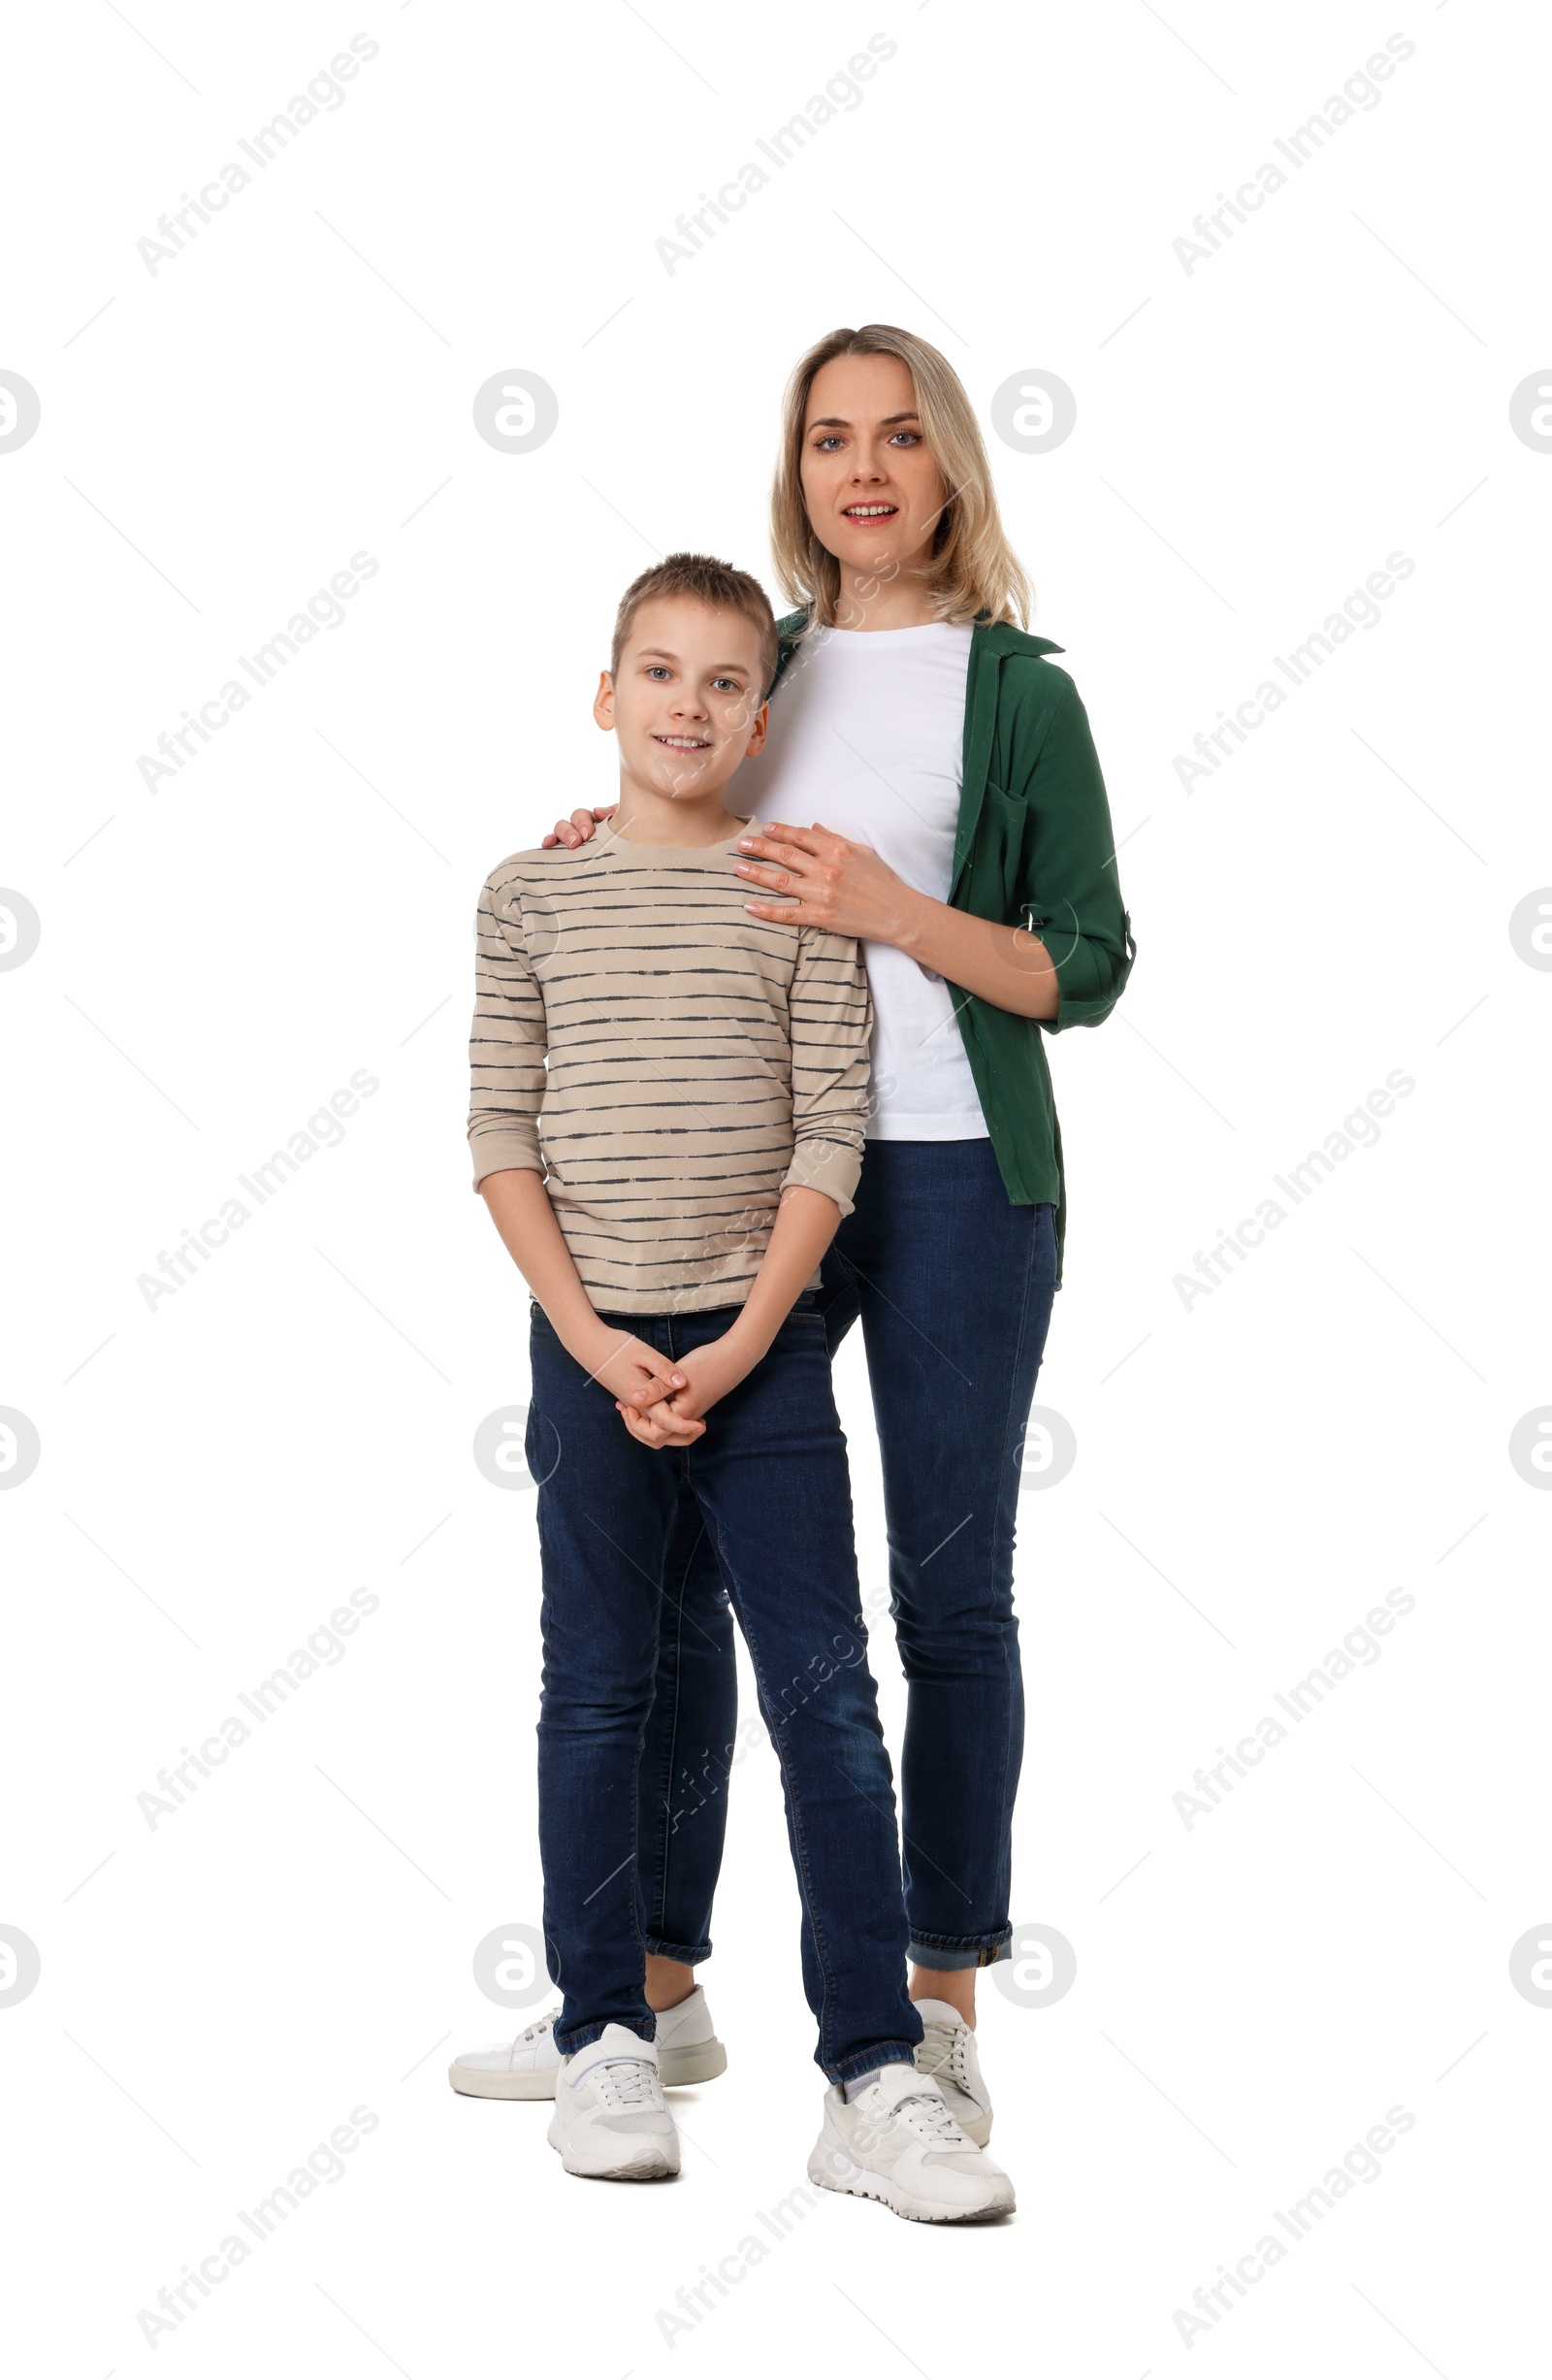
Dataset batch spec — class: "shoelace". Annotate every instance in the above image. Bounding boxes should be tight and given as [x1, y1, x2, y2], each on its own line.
[895, 2088, 971, 2144]
[852, 2081, 972, 2149]
[518, 2009, 559, 2044]
[589, 2058, 661, 2109]
[917, 2015, 971, 2094]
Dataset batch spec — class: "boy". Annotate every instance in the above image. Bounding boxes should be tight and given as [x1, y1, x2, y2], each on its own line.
[453, 554, 1013, 2220]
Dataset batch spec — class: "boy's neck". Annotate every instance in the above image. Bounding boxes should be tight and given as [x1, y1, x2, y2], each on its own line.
[610, 774, 743, 848]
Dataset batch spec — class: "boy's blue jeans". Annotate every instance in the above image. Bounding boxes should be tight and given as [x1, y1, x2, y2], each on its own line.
[529, 1293, 922, 2085]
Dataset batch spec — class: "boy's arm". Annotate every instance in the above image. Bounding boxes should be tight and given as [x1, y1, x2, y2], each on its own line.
[621, 926, 871, 1443]
[468, 864, 548, 1186]
[480, 1170, 696, 1425]
[468, 868, 692, 1424]
[617, 1183, 839, 1445]
[728, 918, 870, 1356]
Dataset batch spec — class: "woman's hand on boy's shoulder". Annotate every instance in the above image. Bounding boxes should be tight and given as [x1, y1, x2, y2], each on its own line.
[542, 804, 615, 850]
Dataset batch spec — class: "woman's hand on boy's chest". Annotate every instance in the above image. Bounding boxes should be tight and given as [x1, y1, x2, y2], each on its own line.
[734, 823, 925, 945]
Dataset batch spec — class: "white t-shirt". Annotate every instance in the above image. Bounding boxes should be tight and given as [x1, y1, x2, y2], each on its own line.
[732, 621, 988, 1141]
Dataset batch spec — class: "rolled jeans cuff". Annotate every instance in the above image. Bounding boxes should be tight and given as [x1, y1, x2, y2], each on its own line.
[907, 1927, 1012, 1972]
[641, 1934, 713, 1967]
[828, 2039, 922, 2091]
[553, 2016, 655, 2059]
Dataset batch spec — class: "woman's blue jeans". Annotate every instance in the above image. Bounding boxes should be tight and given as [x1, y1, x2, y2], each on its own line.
[638, 1140, 1059, 1973]
[530, 1294, 922, 2082]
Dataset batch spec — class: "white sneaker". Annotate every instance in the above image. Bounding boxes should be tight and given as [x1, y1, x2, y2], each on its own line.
[808, 2064, 1015, 2223]
[448, 1983, 727, 2101]
[547, 2025, 680, 2180]
[912, 1997, 994, 2146]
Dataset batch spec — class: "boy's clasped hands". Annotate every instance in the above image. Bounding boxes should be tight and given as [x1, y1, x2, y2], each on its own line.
[585, 1325, 765, 1450]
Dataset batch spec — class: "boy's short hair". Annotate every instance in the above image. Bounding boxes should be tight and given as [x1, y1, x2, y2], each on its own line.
[610, 552, 779, 699]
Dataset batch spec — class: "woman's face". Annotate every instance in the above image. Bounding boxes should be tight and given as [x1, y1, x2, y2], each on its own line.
[799, 352, 948, 586]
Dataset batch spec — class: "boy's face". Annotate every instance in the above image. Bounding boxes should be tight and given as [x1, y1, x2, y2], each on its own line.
[596, 597, 768, 804]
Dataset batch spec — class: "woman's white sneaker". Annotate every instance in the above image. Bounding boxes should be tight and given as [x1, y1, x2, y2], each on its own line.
[652, 1985, 728, 2085]
[807, 2064, 1015, 2223]
[449, 2005, 567, 2101]
[448, 1984, 726, 2101]
[547, 2026, 680, 2180]
[912, 1997, 993, 2145]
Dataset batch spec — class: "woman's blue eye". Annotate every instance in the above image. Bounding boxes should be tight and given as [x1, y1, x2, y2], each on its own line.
[889, 430, 922, 446]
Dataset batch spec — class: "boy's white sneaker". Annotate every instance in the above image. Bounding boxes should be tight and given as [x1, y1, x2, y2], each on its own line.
[448, 1983, 726, 2101]
[547, 2025, 680, 2180]
[807, 2063, 1015, 2223]
[912, 1997, 994, 2145]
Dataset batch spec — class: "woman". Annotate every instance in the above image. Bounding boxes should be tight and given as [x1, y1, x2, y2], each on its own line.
[546, 323, 1133, 2139]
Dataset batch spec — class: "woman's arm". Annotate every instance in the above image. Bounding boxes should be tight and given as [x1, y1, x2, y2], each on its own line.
[736, 668, 1132, 1030]
[734, 826, 1059, 1020]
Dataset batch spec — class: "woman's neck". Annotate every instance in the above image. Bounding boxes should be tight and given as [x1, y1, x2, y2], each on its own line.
[831, 561, 940, 632]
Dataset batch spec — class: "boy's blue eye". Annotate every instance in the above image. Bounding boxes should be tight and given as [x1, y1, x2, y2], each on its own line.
[712, 676, 739, 692]
[645, 665, 670, 679]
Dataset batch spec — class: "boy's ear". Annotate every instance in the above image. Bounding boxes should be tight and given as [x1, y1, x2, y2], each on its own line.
[743, 699, 769, 759]
[593, 669, 615, 732]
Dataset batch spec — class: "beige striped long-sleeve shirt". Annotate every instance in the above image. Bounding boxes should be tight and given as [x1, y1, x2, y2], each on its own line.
[468, 819, 872, 1314]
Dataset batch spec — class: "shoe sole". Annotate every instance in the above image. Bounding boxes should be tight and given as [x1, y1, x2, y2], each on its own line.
[449, 2037, 727, 2102]
[546, 2124, 679, 2181]
[804, 2151, 1014, 2218]
[550, 2146, 680, 2180]
[807, 2136, 1013, 2224]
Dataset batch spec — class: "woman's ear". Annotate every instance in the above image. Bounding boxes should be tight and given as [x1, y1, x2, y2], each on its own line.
[593, 669, 615, 731]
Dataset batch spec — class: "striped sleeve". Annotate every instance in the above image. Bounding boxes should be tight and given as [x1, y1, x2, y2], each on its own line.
[781, 927, 872, 1218]
[468, 868, 548, 1190]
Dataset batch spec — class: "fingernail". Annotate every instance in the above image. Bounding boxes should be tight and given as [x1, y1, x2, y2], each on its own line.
[737, 838, 755, 849]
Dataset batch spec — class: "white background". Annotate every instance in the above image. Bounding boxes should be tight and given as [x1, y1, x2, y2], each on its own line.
[4, 2, 1549, 2372]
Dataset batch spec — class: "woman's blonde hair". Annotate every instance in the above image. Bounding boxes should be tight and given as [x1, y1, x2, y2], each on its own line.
[770, 323, 1032, 632]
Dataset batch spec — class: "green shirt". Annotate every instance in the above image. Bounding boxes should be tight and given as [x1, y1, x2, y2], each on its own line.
[774, 612, 1136, 1285]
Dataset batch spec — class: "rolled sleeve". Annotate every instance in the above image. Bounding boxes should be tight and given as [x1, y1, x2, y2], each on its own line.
[783, 1134, 863, 1216]
[468, 869, 548, 1190]
[782, 927, 872, 1219]
[1016, 678, 1136, 1034]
